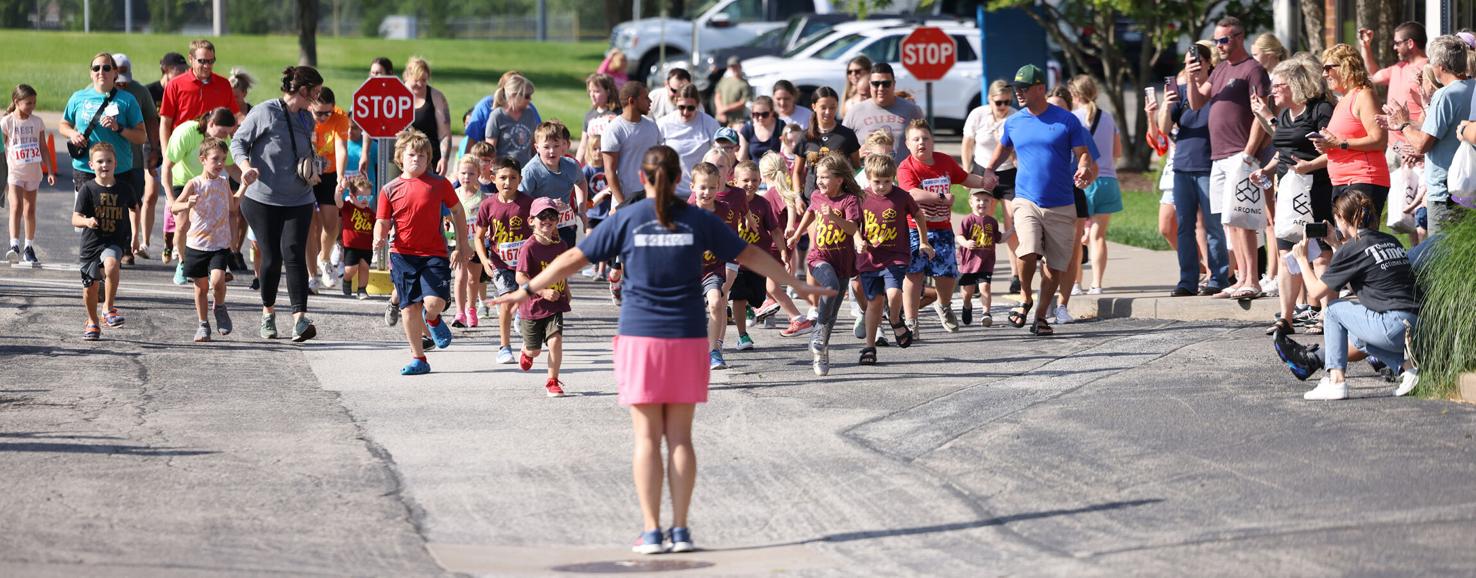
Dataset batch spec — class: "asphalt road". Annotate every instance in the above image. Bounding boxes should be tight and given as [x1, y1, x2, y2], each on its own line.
[3, 177, 1475, 577]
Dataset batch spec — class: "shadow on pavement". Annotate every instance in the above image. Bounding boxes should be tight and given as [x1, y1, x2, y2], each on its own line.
[0, 441, 219, 457]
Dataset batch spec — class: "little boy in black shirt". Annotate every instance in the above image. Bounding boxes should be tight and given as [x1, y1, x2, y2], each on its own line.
[72, 143, 138, 340]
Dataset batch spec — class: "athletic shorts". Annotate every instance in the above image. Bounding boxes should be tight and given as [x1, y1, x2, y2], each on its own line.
[7, 161, 42, 191]
[80, 244, 125, 288]
[183, 247, 232, 279]
[1083, 177, 1124, 215]
[958, 271, 994, 286]
[1013, 198, 1076, 273]
[390, 252, 451, 309]
[729, 269, 767, 303]
[343, 247, 374, 268]
[969, 165, 1016, 200]
[490, 268, 517, 296]
[313, 172, 339, 206]
[520, 313, 564, 350]
[558, 225, 577, 249]
[701, 273, 724, 298]
[907, 228, 958, 278]
[858, 264, 907, 301]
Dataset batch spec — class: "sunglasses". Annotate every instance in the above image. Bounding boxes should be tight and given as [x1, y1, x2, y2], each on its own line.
[533, 212, 560, 221]
[992, 100, 1009, 106]
[1322, 64, 1337, 71]
[847, 68, 867, 76]
[1213, 33, 1240, 45]
[677, 104, 697, 112]
[752, 111, 772, 119]
[91, 64, 114, 73]
[313, 110, 333, 119]
[195, 58, 216, 65]
[870, 80, 894, 88]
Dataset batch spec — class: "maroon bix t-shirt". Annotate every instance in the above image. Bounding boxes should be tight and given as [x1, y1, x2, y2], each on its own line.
[857, 185, 919, 272]
[516, 238, 571, 320]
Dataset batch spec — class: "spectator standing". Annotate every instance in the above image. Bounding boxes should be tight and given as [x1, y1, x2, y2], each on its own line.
[1186, 16, 1271, 299]
[110, 53, 160, 264]
[713, 57, 752, 127]
[738, 96, 783, 162]
[772, 80, 813, 129]
[596, 49, 630, 89]
[228, 67, 256, 116]
[1385, 35, 1471, 236]
[1068, 75, 1123, 295]
[1162, 43, 1230, 296]
[840, 56, 873, 119]
[60, 53, 147, 230]
[649, 68, 702, 120]
[464, 71, 543, 170]
[657, 84, 720, 199]
[484, 74, 539, 167]
[404, 57, 453, 175]
[1251, 33, 1288, 289]
[1316, 44, 1391, 221]
[601, 82, 663, 208]
[1360, 23, 1429, 151]
[148, 52, 188, 108]
[842, 63, 924, 162]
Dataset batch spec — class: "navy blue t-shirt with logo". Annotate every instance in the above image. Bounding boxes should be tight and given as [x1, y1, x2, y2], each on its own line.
[578, 199, 748, 338]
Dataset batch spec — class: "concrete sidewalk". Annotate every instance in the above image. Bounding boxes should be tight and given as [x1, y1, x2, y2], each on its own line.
[1052, 242, 1279, 323]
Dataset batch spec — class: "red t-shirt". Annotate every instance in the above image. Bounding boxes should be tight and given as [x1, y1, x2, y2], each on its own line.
[160, 72, 240, 123]
[957, 213, 1001, 275]
[805, 192, 862, 279]
[858, 185, 920, 272]
[475, 194, 534, 270]
[700, 200, 742, 280]
[377, 174, 461, 258]
[516, 238, 572, 320]
[897, 151, 967, 231]
[339, 202, 376, 251]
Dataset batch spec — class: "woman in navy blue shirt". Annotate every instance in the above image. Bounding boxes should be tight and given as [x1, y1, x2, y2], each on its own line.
[496, 146, 830, 554]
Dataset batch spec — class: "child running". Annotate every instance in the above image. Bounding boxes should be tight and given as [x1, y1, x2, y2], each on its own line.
[728, 160, 780, 351]
[857, 154, 931, 363]
[690, 162, 743, 369]
[755, 152, 812, 337]
[956, 190, 1004, 328]
[787, 154, 863, 376]
[72, 143, 137, 340]
[452, 155, 486, 327]
[4, 84, 56, 265]
[519, 121, 588, 249]
[336, 174, 376, 299]
[172, 137, 240, 341]
[374, 130, 471, 375]
[516, 197, 572, 397]
[473, 156, 534, 365]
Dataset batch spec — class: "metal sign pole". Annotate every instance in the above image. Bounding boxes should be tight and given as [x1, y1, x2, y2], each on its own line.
[925, 82, 934, 128]
[374, 136, 391, 271]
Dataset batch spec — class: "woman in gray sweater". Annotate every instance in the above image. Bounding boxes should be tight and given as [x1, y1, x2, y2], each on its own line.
[230, 66, 323, 342]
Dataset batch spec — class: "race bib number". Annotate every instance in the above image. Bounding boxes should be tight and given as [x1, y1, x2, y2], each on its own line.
[921, 176, 951, 197]
[104, 103, 120, 118]
[497, 240, 525, 267]
[557, 206, 578, 229]
[9, 141, 41, 165]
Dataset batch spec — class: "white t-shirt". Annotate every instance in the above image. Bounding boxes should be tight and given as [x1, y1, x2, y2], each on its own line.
[962, 106, 1015, 172]
[1073, 107, 1119, 179]
[779, 106, 813, 131]
[657, 111, 721, 199]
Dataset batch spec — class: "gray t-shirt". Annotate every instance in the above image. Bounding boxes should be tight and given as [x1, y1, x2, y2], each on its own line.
[600, 115, 663, 202]
[519, 156, 582, 216]
[1421, 79, 1475, 203]
[657, 111, 720, 199]
[230, 98, 315, 207]
[485, 107, 539, 167]
[842, 98, 924, 161]
[118, 80, 157, 169]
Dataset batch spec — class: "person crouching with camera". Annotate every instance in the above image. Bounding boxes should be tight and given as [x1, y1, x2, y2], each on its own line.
[1274, 189, 1420, 400]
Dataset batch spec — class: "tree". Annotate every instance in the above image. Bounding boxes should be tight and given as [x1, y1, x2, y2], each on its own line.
[1300, 0, 1325, 54]
[298, 0, 318, 66]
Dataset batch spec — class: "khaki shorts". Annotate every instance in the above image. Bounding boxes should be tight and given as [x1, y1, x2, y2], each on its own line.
[1013, 198, 1076, 273]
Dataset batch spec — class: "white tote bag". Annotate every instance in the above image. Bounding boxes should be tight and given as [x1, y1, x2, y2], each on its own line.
[1221, 157, 1268, 230]
[1386, 165, 1418, 233]
[1274, 170, 1314, 241]
[1447, 87, 1476, 208]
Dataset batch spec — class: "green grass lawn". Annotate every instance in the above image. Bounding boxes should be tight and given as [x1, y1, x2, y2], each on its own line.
[951, 184, 1170, 251]
[2, 31, 607, 136]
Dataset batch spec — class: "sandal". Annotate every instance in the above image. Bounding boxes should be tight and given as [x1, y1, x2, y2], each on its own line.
[890, 322, 913, 349]
[858, 347, 877, 365]
[1008, 301, 1033, 328]
[1232, 287, 1261, 300]
[1304, 321, 1324, 335]
[83, 321, 101, 341]
[1266, 318, 1294, 336]
[1029, 318, 1054, 336]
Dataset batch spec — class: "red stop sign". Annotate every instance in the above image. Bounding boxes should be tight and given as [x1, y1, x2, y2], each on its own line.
[900, 27, 957, 83]
[352, 77, 415, 138]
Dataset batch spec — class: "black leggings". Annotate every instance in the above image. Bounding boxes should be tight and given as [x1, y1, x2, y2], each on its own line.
[241, 197, 314, 314]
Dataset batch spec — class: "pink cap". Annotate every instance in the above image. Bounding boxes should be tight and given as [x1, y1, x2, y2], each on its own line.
[529, 197, 560, 218]
[1459, 32, 1476, 50]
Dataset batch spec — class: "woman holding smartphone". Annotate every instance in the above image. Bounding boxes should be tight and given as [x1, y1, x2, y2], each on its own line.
[1315, 45, 1390, 218]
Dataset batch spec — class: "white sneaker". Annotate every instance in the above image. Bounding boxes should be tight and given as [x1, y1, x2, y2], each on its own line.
[1393, 370, 1420, 397]
[330, 244, 343, 268]
[320, 270, 337, 289]
[852, 317, 866, 340]
[1053, 305, 1073, 324]
[1070, 284, 1084, 296]
[1086, 286, 1103, 295]
[308, 276, 321, 292]
[849, 301, 864, 320]
[1303, 376, 1349, 400]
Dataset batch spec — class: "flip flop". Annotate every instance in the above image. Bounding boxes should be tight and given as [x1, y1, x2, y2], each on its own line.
[1029, 318, 1054, 336]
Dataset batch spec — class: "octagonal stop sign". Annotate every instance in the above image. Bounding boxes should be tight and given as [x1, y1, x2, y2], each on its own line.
[352, 77, 415, 138]
[900, 27, 957, 82]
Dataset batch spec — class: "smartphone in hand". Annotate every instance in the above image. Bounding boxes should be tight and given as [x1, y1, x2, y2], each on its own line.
[1304, 222, 1329, 239]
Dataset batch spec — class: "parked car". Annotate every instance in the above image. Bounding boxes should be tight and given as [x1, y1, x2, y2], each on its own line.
[684, 12, 854, 92]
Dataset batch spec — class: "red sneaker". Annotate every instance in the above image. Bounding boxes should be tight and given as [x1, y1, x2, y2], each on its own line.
[780, 317, 814, 337]
[545, 378, 566, 397]
[519, 351, 534, 371]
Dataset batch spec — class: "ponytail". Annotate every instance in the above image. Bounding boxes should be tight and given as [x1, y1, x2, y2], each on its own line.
[1332, 189, 1378, 231]
[7, 84, 37, 115]
[642, 145, 684, 230]
[1068, 75, 1099, 127]
[759, 151, 803, 216]
[280, 66, 323, 95]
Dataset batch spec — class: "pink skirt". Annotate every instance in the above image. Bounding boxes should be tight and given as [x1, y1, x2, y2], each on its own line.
[613, 335, 710, 406]
[163, 210, 177, 234]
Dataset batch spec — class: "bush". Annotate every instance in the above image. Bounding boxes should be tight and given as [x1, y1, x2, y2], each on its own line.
[1413, 211, 1476, 397]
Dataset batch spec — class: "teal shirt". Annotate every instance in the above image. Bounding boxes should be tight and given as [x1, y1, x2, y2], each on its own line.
[1421, 79, 1475, 203]
[63, 85, 144, 174]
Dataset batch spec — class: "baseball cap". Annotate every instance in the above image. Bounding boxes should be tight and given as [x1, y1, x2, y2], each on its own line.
[530, 197, 560, 218]
[727, 55, 742, 67]
[160, 52, 187, 69]
[1012, 64, 1045, 88]
[714, 127, 740, 144]
[1459, 32, 1476, 50]
[112, 53, 133, 83]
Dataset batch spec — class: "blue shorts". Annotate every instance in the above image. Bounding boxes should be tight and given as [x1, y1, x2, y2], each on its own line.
[1084, 177, 1124, 215]
[1415, 207, 1428, 230]
[390, 253, 452, 309]
[858, 264, 907, 301]
[907, 228, 958, 278]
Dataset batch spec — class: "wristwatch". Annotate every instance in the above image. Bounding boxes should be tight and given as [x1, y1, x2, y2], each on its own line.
[1339, 141, 1349, 150]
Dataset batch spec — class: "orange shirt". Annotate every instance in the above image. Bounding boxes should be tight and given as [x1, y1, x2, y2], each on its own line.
[313, 107, 349, 174]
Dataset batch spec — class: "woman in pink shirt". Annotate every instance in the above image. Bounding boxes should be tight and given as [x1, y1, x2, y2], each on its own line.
[1316, 45, 1390, 220]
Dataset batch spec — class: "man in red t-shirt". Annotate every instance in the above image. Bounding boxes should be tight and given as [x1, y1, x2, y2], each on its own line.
[896, 119, 989, 335]
[159, 39, 241, 187]
[373, 131, 470, 375]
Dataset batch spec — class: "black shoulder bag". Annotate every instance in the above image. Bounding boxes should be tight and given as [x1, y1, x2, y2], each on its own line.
[67, 89, 117, 160]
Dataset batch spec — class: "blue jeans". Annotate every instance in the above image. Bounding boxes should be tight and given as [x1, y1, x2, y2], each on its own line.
[807, 262, 847, 349]
[1322, 300, 1418, 372]
[1172, 170, 1229, 291]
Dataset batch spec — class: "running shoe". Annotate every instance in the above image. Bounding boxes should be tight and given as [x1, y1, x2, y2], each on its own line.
[249, 278, 260, 291]
[341, 281, 353, 298]
[83, 321, 101, 341]
[780, 317, 814, 337]
[1272, 331, 1322, 381]
[669, 527, 695, 553]
[476, 301, 490, 319]
[261, 312, 278, 339]
[427, 315, 452, 349]
[937, 303, 960, 333]
[320, 269, 337, 289]
[632, 529, 667, 555]
[961, 303, 973, 326]
[104, 308, 125, 328]
[519, 351, 534, 371]
[1394, 370, 1420, 397]
[385, 300, 400, 326]
[1303, 376, 1348, 400]
[709, 349, 727, 370]
[753, 300, 781, 322]
[452, 312, 467, 328]
[1008, 275, 1021, 295]
[5, 245, 19, 263]
[1070, 283, 1084, 296]
[980, 314, 993, 328]
[1053, 305, 1073, 325]
[214, 304, 232, 336]
[357, 289, 369, 300]
[194, 322, 211, 343]
[291, 316, 317, 343]
[906, 318, 920, 342]
[736, 334, 754, 350]
[134, 247, 151, 260]
[21, 245, 40, 267]
[466, 307, 479, 328]
[545, 378, 567, 398]
[173, 263, 188, 285]
[401, 358, 431, 376]
[810, 343, 829, 376]
[579, 264, 597, 278]
[852, 317, 866, 340]
[307, 275, 321, 293]
[1086, 286, 1103, 295]
[497, 346, 515, 365]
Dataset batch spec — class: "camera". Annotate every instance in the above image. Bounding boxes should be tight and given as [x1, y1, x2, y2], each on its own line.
[1304, 222, 1329, 239]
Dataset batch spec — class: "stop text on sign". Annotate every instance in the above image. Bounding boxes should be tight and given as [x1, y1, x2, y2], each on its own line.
[354, 94, 413, 120]
[903, 42, 954, 67]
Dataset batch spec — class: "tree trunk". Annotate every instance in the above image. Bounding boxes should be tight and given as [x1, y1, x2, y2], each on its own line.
[1377, 0, 1401, 65]
[298, 0, 319, 67]
[1300, 0, 1325, 54]
[604, 0, 631, 35]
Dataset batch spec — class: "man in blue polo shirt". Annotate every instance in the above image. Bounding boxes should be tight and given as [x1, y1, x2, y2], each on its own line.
[980, 65, 1097, 336]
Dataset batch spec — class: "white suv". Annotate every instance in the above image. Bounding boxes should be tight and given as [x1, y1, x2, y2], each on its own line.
[610, 0, 842, 84]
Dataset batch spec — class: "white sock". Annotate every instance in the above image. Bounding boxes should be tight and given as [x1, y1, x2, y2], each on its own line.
[10, 238, 18, 247]
[23, 240, 32, 249]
